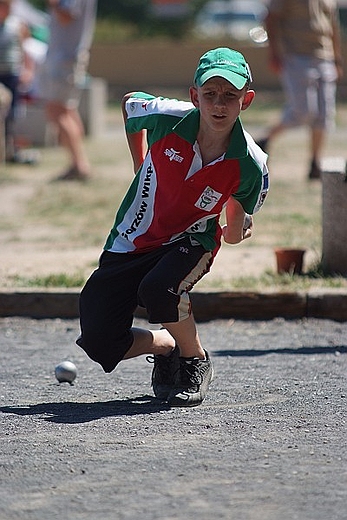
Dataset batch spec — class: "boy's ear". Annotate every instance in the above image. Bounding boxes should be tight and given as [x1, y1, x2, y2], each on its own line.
[189, 86, 199, 107]
[241, 89, 255, 110]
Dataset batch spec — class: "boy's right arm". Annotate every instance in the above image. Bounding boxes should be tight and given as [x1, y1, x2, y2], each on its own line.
[222, 197, 253, 244]
[122, 93, 147, 175]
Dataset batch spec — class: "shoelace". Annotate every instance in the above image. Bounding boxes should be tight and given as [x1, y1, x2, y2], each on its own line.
[178, 359, 204, 388]
[146, 355, 155, 364]
[146, 354, 175, 380]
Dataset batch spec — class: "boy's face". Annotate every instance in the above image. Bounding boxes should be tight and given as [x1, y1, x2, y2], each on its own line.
[189, 77, 254, 135]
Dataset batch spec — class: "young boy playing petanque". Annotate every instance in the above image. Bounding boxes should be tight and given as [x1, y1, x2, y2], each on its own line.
[77, 47, 269, 407]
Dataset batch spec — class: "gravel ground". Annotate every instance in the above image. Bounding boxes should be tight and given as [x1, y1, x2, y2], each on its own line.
[0, 317, 346, 520]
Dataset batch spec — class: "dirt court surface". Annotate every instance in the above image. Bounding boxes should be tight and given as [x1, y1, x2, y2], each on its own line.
[0, 316, 346, 520]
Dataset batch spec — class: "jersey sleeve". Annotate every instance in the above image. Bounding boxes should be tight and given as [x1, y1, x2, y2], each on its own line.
[232, 133, 269, 215]
[125, 92, 194, 145]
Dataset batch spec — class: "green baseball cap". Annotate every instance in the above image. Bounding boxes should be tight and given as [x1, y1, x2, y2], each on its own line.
[194, 47, 252, 90]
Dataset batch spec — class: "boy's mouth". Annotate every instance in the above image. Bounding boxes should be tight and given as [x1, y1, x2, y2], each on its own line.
[212, 114, 227, 120]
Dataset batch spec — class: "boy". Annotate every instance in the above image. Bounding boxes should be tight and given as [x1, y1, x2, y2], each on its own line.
[77, 47, 269, 407]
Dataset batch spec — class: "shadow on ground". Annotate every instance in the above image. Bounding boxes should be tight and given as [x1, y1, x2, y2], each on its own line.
[0, 395, 169, 424]
[213, 345, 347, 357]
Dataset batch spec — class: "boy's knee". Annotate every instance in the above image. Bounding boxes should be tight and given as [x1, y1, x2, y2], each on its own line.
[77, 328, 133, 373]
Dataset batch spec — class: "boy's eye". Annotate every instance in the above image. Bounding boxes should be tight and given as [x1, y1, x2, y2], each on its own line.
[203, 90, 237, 98]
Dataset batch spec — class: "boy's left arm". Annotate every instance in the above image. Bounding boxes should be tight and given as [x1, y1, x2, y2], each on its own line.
[122, 92, 147, 174]
[222, 197, 253, 244]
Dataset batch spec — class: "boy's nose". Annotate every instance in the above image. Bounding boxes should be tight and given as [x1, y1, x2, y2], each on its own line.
[214, 94, 226, 106]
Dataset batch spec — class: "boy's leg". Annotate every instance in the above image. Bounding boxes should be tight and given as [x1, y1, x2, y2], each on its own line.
[162, 313, 204, 359]
[162, 314, 214, 407]
[137, 237, 213, 330]
[122, 327, 175, 359]
[136, 237, 214, 405]
[123, 314, 203, 360]
[78, 250, 176, 372]
[78, 240, 214, 405]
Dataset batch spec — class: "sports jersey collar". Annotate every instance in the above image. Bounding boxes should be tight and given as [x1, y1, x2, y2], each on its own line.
[173, 109, 249, 159]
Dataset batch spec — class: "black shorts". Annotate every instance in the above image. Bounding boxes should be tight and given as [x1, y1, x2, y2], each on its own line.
[78, 236, 213, 372]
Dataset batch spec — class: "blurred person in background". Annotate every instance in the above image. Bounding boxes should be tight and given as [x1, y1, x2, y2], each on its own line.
[258, 0, 343, 180]
[39, 0, 97, 181]
[0, 0, 34, 162]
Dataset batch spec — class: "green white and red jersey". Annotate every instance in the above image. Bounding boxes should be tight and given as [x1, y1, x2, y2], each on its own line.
[104, 92, 269, 256]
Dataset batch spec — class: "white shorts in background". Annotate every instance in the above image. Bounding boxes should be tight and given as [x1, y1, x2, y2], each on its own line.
[281, 54, 337, 131]
[38, 51, 89, 109]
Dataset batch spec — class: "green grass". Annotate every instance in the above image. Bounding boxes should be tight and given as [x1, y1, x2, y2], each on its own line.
[9, 273, 86, 288]
[7, 262, 346, 291]
[198, 269, 347, 293]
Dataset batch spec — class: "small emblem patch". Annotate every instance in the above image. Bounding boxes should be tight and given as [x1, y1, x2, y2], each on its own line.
[195, 186, 222, 211]
[164, 148, 184, 163]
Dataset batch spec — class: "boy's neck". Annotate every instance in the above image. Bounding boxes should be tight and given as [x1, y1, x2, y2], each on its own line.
[197, 127, 232, 166]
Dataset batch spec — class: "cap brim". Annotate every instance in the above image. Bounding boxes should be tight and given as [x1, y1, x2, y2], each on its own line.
[197, 69, 247, 90]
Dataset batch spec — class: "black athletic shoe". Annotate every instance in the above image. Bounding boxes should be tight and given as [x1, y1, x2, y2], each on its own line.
[148, 346, 180, 400]
[167, 350, 213, 407]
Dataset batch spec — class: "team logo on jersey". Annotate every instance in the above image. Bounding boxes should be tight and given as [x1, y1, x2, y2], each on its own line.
[164, 148, 184, 163]
[195, 186, 222, 211]
[255, 173, 269, 210]
[120, 163, 153, 241]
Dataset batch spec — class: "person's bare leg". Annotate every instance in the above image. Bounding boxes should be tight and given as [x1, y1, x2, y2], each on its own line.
[258, 121, 288, 153]
[46, 101, 90, 175]
[122, 313, 205, 361]
[122, 327, 175, 360]
[122, 315, 211, 406]
[311, 127, 325, 164]
[265, 121, 290, 146]
[307, 126, 325, 178]
[163, 314, 212, 407]
[162, 313, 205, 359]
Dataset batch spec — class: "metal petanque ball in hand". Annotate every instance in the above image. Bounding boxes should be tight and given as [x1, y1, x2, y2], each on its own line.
[243, 213, 252, 230]
[55, 361, 77, 384]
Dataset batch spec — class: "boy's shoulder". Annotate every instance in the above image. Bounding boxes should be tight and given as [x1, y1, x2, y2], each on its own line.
[243, 130, 268, 167]
[125, 92, 197, 145]
[126, 92, 194, 119]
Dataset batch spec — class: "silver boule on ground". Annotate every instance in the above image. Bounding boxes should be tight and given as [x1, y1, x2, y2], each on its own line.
[54, 360, 77, 384]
